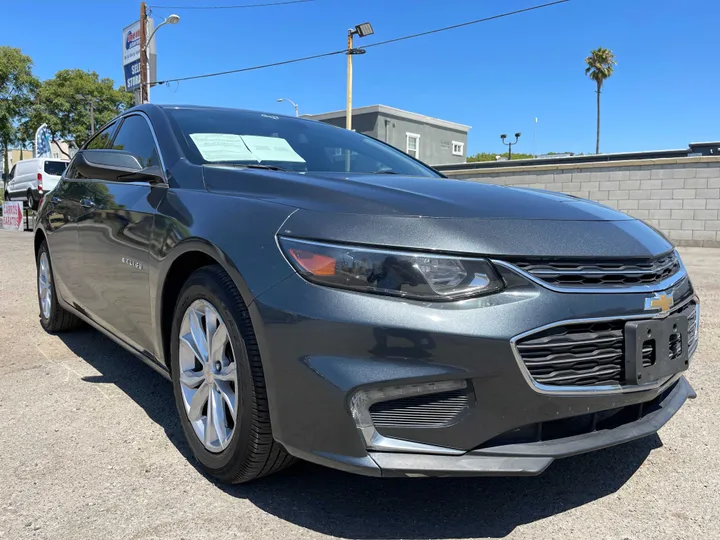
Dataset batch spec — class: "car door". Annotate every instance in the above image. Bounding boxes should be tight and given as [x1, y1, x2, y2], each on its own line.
[45, 125, 117, 306]
[76, 113, 165, 354]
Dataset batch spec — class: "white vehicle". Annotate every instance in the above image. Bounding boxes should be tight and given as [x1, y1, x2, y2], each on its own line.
[4, 158, 68, 210]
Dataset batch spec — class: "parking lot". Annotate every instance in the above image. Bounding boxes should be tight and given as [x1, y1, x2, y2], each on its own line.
[0, 229, 718, 540]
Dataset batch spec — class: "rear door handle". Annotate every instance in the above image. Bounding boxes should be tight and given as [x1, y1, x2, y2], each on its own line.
[80, 199, 95, 208]
[51, 196, 62, 204]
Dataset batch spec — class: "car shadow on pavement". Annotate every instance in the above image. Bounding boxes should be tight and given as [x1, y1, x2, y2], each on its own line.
[59, 328, 660, 540]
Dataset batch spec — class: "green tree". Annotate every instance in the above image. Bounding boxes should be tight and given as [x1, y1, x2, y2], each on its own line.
[0, 46, 39, 174]
[27, 69, 134, 156]
[585, 47, 617, 154]
[467, 152, 536, 162]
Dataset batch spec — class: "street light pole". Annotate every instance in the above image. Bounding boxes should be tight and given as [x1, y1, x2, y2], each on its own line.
[277, 98, 299, 117]
[501, 132, 522, 160]
[139, 5, 179, 104]
[346, 30, 353, 131]
[345, 22, 374, 131]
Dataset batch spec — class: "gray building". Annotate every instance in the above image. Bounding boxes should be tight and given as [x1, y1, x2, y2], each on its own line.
[304, 105, 471, 165]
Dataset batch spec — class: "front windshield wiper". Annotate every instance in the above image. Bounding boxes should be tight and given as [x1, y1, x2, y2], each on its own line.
[209, 163, 288, 172]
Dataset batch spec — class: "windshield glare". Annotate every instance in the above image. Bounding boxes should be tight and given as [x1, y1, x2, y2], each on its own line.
[166, 108, 439, 178]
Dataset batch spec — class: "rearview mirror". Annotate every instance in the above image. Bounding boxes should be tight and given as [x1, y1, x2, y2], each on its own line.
[74, 149, 164, 184]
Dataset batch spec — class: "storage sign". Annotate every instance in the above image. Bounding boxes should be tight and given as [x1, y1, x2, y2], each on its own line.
[2, 202, 24, 231]
[122, 20, 142, 91]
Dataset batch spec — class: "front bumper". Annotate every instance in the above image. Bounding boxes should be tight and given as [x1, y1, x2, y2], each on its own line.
[250, 263, 697, 478]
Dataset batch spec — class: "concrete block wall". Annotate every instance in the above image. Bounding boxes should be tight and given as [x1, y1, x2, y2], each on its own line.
[443, 157, 720, 247]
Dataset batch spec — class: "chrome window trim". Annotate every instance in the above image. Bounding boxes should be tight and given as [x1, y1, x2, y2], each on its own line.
[509, 294, 697, 396]
[114, 111, 169, 184]
[492, 250, 687, 294]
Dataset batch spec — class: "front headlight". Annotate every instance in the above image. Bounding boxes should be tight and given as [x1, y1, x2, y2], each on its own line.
[279, 237, 504, 301]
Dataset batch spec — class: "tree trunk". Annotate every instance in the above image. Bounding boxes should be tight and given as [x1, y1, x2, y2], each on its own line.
[2, 140, 8, 175]
[51, 137, 72, 159]
[595, 82, 601, 154]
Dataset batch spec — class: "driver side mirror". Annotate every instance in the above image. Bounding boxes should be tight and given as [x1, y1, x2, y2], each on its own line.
[74, 149, 164, 184]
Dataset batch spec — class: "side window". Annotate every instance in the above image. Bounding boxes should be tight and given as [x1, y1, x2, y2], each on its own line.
[111, 115, 160, 168]
[85, 122, 118, 150]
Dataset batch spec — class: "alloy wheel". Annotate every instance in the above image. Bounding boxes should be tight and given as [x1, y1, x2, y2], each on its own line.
[178, 299, 239, 452]
[38, 252, 52, 319]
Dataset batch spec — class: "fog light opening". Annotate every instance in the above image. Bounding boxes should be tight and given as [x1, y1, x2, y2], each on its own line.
[349, 380, 467, 448]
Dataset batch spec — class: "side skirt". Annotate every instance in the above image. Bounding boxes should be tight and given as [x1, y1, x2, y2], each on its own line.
[58, 296, 171, 381]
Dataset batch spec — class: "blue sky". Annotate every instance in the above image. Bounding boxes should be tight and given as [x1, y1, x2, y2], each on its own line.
[4, 0, 718, 156]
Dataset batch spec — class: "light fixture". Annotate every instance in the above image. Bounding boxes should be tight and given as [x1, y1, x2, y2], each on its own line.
[354, 22, 374, 37]
[166, 14, 180, 24]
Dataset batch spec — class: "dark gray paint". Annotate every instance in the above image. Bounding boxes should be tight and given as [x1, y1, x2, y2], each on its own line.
[34, 104, 696, 478]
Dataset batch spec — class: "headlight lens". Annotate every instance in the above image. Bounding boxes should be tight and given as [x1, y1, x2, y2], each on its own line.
[279, 237, 504, 300]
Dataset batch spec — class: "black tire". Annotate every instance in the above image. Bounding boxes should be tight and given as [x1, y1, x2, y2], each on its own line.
[37, 241, 83, 332]
[4, 191, 10, 201]
[27, 190, 37, 210]
[170, 264, 295, 483]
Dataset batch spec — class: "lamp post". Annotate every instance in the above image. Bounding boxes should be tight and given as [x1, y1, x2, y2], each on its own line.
[277, 98, 299, 117]
[501, 132, 522, 160]
[346, 22, 374, 131]
[139, 2, 180, 103]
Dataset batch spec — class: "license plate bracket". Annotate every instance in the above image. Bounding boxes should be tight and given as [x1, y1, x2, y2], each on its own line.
[624, 315, 688, 385]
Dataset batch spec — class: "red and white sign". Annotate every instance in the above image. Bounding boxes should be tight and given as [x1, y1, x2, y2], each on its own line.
[2, 201, 24, 231]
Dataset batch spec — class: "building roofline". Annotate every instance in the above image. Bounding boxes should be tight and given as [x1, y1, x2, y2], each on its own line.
[304, 104, 471, 132]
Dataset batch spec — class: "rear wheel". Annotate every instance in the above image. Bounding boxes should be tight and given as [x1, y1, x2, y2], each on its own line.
[27, 190, 36, 210]
[37, 241, 82, 332]
[4, 191, 10, 201]
[170, 265, 295, 483]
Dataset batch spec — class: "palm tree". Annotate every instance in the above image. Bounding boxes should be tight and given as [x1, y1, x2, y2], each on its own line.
[585, 47, 617, 154]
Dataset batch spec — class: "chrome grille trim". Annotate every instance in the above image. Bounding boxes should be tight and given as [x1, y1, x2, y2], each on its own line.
[510, 294, 697, 396]
[493, 250, 687, 294]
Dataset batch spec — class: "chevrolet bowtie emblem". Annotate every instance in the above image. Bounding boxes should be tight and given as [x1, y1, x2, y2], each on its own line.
[645, 292, 674, 314]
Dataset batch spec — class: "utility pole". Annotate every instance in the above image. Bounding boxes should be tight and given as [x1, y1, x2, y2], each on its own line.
[90, 101, 95, 135]
[139, 1, 149, 104]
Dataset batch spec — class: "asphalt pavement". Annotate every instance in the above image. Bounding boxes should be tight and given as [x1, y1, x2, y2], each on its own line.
[0, 229, 718, 540]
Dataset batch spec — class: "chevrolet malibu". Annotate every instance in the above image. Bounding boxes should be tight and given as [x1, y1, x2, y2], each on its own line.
[34, 104, 698, 483]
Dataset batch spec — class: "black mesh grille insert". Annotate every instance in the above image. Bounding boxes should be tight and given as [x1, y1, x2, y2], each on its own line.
[369, 389, 469, 428]
[515, 300, 698, 387]
[479, 383, 677, 448]
[510, 251, 680, 288]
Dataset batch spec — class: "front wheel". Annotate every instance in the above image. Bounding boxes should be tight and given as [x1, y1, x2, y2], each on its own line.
[170, 265, 295, 483]
[36, 241, 83, 332]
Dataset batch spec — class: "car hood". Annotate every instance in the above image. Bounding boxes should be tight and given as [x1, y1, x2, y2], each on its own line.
[203, 168, 632, 221]
[203, 167, 672, 257]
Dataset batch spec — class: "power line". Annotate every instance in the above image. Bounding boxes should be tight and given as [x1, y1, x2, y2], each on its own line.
[363, 0, 569, 49]
[153, 0, 569, 85]
[148, 0, 312, 9]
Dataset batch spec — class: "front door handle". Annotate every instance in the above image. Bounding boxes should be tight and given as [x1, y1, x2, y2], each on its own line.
[80, 198, 95, 209]
[51, 196, 62, 204]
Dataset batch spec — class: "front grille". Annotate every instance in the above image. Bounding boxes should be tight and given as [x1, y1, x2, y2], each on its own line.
[515, 300, 698, 387]
[510, 251, 680, 288]
[369, 389, 469, 428]
[479, 382, 676, 448]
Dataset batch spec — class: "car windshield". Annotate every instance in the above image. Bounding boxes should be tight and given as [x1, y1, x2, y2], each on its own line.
[44, 161, 67, 176]
[165, 107, 440, 177]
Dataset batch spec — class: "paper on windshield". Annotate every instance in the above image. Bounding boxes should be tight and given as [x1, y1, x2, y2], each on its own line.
[189, 133, 258, 162]
[240, 135, 306, 163]
[189, 133, 306, 164]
